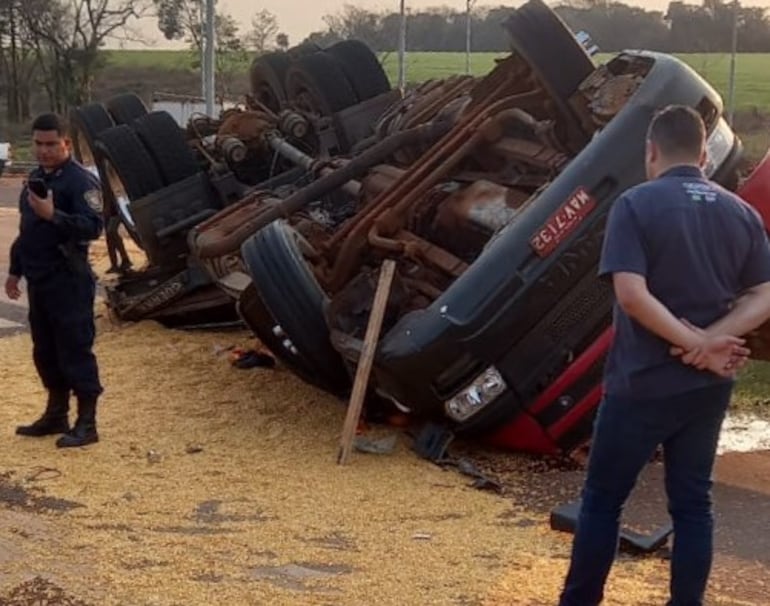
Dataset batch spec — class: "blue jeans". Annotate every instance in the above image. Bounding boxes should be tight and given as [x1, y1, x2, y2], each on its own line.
[558, 383, 732, 606]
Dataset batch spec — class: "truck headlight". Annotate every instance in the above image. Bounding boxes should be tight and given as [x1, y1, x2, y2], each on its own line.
[444, 366, 507, 422]
[704, 117, 735, 177]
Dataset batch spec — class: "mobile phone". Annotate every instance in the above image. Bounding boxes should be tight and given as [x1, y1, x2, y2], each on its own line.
[28, 177, 48, 198]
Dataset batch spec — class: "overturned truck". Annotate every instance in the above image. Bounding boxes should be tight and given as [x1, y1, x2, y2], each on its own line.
[74, 0, 756, 456]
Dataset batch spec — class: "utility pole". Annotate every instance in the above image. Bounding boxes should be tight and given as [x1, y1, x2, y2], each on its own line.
[465, 0, 475, 75]
[398, 0, 407, 92]
[727, 0, 739, 126]
[203, 0, 216, 116]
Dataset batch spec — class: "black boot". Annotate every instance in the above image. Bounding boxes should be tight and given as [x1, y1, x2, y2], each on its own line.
[56, 396, 99, 448]
[16, 390, 70, 436]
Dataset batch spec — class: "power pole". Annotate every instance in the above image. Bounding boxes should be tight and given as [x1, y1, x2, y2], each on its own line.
[465, 0, 474, 75]
[203, 0, 216, 116]
[727, 0, 739, 126]
[398, 0, 407, 91]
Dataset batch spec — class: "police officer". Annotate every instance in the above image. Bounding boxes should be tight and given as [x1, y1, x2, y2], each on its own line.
[558, 105, 770, 605]
[4, 112, 105, 448]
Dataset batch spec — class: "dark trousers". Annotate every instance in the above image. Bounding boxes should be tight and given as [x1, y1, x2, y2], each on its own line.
[559, 383, 732, 606]
[27, 270, 103, 399]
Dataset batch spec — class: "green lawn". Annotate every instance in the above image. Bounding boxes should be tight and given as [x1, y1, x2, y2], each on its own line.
[380, 52, 770, 112]
[103, 49, 770, 113]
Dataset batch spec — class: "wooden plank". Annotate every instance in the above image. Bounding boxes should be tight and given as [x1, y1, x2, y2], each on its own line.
[337, 259, 397, 465]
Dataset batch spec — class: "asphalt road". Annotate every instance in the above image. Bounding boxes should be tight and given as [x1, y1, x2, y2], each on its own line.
[0, 177, 28, 337]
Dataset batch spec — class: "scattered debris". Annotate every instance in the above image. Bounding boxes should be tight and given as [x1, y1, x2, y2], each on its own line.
[228, 348, 276, 369]
[146, 449, 163, 464]
[550, 500, 673, 554]
[353, 434, 398, 455]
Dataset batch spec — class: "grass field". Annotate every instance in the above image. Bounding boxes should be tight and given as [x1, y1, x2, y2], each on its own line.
[103, 49, 770, 112]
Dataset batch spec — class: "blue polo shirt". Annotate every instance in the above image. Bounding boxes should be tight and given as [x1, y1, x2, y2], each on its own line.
[599, 165, 770, 398]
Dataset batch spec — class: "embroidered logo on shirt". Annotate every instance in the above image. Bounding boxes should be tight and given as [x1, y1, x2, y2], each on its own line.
[84, 189, 103, 213]
[682, 181, 717, 203]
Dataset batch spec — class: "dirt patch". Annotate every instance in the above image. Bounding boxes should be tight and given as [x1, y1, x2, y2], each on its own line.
[0, 576, 91, 606]
[0, 471, 84, 514]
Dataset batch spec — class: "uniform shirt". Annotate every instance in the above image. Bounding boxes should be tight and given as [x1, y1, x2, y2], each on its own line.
[599, 164, 770, 398]
[9, 158, 103, 283]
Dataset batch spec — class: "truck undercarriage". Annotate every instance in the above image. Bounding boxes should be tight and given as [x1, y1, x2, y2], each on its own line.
[70, 0, 768, 456]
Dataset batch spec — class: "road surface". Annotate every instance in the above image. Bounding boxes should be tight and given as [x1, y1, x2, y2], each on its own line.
[0, 177, 27, 337]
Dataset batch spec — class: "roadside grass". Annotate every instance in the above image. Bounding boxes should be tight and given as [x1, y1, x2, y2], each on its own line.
[101, 50, 770, 112]
[733, 361, 770, 412]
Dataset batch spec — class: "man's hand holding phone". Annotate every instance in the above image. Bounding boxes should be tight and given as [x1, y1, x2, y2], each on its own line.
[26, 177, 55, 221]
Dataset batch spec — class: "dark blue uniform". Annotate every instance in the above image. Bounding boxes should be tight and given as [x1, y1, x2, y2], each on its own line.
[9, 158, 104, 400]
[560, 165, 770, 606]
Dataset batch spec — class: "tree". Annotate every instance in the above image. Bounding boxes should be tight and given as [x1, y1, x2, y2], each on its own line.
[18, 0, 148, 111]
[0, 0, 36, 121]
[322, 4, 385, 49]
[276, 32, 289, 51]
[153, 0, 245, 100]
[247, 9, 278, 53]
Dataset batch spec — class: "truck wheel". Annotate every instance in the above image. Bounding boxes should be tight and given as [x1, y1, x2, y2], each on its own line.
[69, 103, 114, 173]
[504, 0, 595, 144]
[249, 52, 291, 112]
[237, 282, 334, 386]
[325, 40, 391, 101]
[105, 93, 149, 125]
[284, 52, 359, 116]
[241, 220, 350, 394]
[94, 125, 164, 245]
[133, 111, 200, 186]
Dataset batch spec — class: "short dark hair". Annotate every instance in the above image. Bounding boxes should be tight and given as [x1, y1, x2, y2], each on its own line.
[646, 105, 706, 160]
[31, 112, 69, 137]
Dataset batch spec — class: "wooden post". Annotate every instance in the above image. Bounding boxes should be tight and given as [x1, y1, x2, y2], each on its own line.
[337, 259, 397, 465]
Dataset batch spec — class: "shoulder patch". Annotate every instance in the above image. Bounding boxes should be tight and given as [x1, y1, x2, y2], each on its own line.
[84, 188, 103, 213]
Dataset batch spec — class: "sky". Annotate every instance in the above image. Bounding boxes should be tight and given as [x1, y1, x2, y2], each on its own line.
[120, 0, 686, 50]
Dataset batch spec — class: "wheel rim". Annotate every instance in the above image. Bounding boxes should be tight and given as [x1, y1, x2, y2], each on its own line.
[74, 129, 100, 178]
[102, 156, 142, 247]
[254, 83, 282, 113]
[289, 76, 325, 116]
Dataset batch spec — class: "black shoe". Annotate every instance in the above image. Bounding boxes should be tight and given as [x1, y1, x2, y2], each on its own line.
[16, 390, 70, 437]
[56, 396, 99, 448]
[56, 424, 99, 447]
[16, 416, 70, 436]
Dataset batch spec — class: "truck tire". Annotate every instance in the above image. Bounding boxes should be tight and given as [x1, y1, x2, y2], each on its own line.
[504, 0, 595, 146]
[241, 220, 350, 394]
[133, 111, 200, 186]
[237, 282, 332, 386]
[94, 125, 165, 245]
[325, 40, 391, 101]
[249, 52, 291, 112]
[69, 103, 114, 169]
[105, 93, 149, 125]
[284, 52, 359, 116]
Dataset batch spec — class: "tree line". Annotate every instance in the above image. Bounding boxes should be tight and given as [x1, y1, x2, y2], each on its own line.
[1, 0, 768, 124]
[0, 0, 289, 122]
[304, 0, 770, 54]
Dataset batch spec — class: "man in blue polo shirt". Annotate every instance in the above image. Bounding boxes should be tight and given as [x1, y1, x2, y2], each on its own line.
[558, 105, 770, 605]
